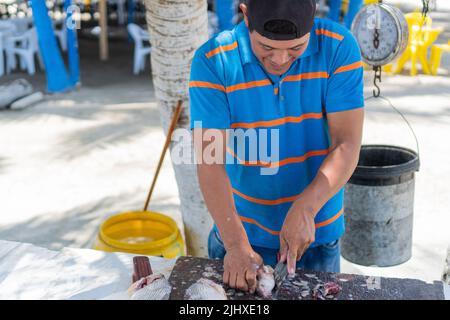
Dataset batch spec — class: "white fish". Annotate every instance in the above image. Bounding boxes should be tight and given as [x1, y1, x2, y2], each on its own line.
[128, 274, 172, 300]
[185, 278, 228, 300]
[256, 265, 275, 298]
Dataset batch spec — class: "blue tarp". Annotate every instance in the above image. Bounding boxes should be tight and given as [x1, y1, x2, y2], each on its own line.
[215, 0, 235, 32]
[31, 0, 80, 93]
[327, 0, 363, 29]
[128, 0, 136, 25]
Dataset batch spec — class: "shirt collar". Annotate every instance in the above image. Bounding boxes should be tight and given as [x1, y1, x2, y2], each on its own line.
[299, 18, 319, 59]
[236, 21, 259, 65]
[235, 19, 319, 66]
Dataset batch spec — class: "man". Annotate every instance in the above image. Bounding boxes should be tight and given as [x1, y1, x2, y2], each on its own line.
[189, 0, 364, 294]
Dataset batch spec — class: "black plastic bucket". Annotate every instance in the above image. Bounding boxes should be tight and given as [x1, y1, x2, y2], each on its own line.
[350, 145, 420, 186]
[342, 145, 420, 266]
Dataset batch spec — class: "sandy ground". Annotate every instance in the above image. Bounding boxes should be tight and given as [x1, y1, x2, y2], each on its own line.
[0, 35, 183, 249]
[0, 2, 449, 285]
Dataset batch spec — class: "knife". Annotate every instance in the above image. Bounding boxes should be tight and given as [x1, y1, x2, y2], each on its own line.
[273, 261, 288, 289]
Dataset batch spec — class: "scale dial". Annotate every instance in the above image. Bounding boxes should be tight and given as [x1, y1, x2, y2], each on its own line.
[351, 3, 408, 66]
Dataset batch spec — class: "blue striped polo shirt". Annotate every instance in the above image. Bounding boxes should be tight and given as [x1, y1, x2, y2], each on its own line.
[189, 18, 364, 249]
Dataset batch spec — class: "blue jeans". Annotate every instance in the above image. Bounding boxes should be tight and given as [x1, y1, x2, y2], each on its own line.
[208, 229, 340, 273]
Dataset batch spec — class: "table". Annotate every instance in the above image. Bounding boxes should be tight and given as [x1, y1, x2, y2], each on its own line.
[0, 240, 448, 300]
[0, 240, 176, 299]
[169, 256, 448, 300]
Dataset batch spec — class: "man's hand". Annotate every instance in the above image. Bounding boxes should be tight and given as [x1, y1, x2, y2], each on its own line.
[279, 202, 316, 275]
[223, 243, 263, 294]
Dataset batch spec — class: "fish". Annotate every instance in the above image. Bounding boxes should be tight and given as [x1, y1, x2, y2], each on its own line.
[312, 282, 341, 300]
[256, 265, 275, 298]
[184, 278, 228, 300]
[128, 274, 172, 300]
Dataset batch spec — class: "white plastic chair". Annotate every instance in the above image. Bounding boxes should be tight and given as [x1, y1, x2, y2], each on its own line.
[9, 17, 33, 34]
[127, 23, 151, 75]
[5, 27, 43, 75]
[109, 0, 126, 25]
[0, 21, 18, 77]
[0, 32, 4, 77]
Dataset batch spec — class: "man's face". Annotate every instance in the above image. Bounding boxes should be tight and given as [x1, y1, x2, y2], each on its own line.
[241, 4, 310, 76]
[249, 31, 310, 76]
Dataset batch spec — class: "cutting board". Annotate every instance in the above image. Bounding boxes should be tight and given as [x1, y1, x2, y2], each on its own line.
[168, 256, 444, 300]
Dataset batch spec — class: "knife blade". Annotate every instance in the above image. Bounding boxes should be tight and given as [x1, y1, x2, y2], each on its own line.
[273, 261, 288, 288]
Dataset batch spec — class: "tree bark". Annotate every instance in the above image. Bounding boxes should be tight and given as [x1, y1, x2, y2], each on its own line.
[144, 0, 213, 256]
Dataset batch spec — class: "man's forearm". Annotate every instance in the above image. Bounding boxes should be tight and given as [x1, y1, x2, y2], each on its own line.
[197, 163, 250, 249]
[296, 142, 360, 216]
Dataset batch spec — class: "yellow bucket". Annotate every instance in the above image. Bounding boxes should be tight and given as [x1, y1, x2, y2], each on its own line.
[93, 211, 185, 258]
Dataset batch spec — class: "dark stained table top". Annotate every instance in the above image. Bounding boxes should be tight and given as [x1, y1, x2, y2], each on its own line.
[168, 256, 444, 300]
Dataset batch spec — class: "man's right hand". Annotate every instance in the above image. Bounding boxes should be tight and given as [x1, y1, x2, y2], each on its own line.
[223, 243, 263, 294]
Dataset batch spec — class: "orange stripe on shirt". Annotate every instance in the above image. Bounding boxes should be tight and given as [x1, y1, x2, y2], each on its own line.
[315, 208, 344, 228]
[333, 61, 363, 74]
[226, 147, 270, 166]
[205, 42, 238, 58]
[315, 29, 344, 41]
[275, 149, 329, 167]
[238, 207, 344, 236]
[233, 188, 299, 205]
[189, 81, 226, 92]
[191, 71, 328, 95]
[227, 148, 329, 168]
[239, 216, 280, 235]
[283, 72, 329, 82]
[226, 79, 272, 93]
[230, 113, 323, 129]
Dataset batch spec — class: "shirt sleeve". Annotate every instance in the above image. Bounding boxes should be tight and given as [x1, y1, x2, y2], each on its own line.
[325, 33, 364, 113]
[189, 48, 231, 129]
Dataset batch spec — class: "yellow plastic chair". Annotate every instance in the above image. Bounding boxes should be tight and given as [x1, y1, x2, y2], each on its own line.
[429, 40, 450, 75]
[341, 0, 374, 14]
[394, 12, 443, 75]
[343, 0, 378, 12]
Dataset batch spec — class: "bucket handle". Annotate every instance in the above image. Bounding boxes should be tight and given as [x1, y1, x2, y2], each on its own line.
[364, 95, 420, 163]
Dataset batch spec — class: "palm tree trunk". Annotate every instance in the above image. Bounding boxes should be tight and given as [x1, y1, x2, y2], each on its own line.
[143, 0, 213, 257]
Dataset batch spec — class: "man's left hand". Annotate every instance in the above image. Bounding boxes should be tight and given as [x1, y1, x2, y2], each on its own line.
[279, 201, 316, 275]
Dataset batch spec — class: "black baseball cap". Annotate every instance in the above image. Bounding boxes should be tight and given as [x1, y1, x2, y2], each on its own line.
[246, 0, 316, 40]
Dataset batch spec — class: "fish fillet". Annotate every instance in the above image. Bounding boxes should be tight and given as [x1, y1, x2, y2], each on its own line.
[256, 265, 275, 298]
[185, 278, 228, 300]
[128, 274, 172, 300]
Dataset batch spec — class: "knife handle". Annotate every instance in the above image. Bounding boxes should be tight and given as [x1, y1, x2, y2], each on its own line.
[132, 256, 153, 283]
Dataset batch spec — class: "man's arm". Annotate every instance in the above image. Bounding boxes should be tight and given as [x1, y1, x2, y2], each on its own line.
[279, 107, 364, 273]
[196, 129, 248, 250]
[194, 128, 263, 292]
[299, 107, 364, 215]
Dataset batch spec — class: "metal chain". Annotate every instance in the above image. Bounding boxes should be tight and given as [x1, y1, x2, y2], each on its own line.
[421, 0, 430, 18]
[372, 1, 382, 96]
[372, 66, 382, 97]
